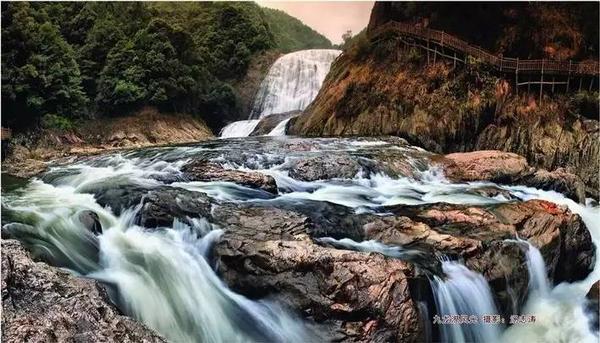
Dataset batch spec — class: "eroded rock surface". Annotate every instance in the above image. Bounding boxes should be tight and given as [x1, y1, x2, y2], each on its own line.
[369, 200, 595, 317]
[440, 151, 586, 203]
[1, 239, 164, 343]
[217, 235, 425, 342]
[181, 160, 278, 193]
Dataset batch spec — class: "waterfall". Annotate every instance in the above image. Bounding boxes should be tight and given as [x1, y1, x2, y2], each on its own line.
[219, 120, 260, 138]
[250, 49, 341, 119]
[2, 180, 314, 343]
[220, 49, 340, 138]
[431, 261, 504, 343]
[505, 238, 550, 296]
[267, 118, 291, 136]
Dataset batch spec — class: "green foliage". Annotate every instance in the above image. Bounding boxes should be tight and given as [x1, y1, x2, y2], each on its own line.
[41, 113, 75, 131]
[571, 91, 599, 119]
[2, 2, 333, 132]
[2, 2, 87, 131]
[345, 30, 371, 61]
[261, 7, 332, 52]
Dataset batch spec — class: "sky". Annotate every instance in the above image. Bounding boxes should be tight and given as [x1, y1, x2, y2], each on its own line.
[257, 1, 375, 44]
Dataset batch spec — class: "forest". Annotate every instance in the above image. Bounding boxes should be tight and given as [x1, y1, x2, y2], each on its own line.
[1, 2, 332, 132]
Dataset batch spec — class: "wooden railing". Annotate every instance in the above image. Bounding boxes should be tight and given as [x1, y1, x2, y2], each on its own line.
[371, 21, 600, 76]
[0, 127, 11, 141]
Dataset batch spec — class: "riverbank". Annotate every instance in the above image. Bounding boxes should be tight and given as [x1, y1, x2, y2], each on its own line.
[1, 107, 214, 178]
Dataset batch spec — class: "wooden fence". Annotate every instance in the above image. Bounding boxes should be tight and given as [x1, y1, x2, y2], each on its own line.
[371, 21, 599, 76]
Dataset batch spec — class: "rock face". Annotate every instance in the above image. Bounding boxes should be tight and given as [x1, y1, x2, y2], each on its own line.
[249, 110, 301, 136]
[289, 4, 599, 197]
[216, 232, 425, 342]
[372, 200, 595, 317]
[1, 239, 164, 343]
[181, 160, 278, 193]
[440, 150, 587, 202]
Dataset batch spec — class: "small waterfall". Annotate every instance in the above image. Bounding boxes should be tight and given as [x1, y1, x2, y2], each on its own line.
[219, 120, 260, 138]
[431, 261, 503, 343]
[267, 118, 291, 136]
[250, 49, 341, 119]
[2, 180, 315, 343]
[506, 238, 550, 296]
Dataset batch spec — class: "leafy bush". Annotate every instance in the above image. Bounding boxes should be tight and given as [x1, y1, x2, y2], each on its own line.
[41, 114, 75, 131]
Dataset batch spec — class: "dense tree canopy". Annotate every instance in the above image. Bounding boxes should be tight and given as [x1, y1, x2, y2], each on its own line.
[1, 2, 331, 132]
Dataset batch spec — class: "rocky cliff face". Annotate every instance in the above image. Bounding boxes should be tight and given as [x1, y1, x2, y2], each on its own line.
[289, 4, 599, 196]
[1, 240, 164, 343]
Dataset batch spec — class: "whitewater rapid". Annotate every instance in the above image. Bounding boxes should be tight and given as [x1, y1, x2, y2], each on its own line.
[2, 137, 599, 343]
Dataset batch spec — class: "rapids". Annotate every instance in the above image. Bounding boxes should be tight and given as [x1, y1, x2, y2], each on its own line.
[2, 136, 599, 343]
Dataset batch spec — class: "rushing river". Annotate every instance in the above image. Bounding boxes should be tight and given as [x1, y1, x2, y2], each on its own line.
[2, 136, 599, 343]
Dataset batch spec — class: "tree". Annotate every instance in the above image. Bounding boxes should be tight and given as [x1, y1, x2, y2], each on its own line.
[1, 2, 87, 130]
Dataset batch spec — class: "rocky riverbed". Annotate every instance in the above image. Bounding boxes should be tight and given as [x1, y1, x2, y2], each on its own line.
[2, 136, 598, 342]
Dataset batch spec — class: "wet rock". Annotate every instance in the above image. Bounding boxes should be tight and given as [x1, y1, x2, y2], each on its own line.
[374, 200, 595, 317]
[469, 186, 516, 200]
[250, 110, 301, 136]
[137, 187, 213, 228]
[213, 200, 370, 242]
[216, 235, 425, 342]
[94, 185, 150, 215]
[287, 154, 366, 181]
[441, 151, 586, 203]
[1, 239, 165, 342]
[78, 210, 102, 235]
[181, 160, 277, 193]
[586, 281, 600, 332]
[587, 281, 600, 302]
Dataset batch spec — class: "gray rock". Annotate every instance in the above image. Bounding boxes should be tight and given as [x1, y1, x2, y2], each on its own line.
[78, 210, 102, 235]
[1, 239, 165, 343]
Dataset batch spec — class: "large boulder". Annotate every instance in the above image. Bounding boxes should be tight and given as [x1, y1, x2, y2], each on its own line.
[1, 239, 164, 342]
[370, 200, 595, 317]
[441, 151, 586, 203]
[181, 160, 278, 194]
[250, 110, 302, 136]
[217, 234, 425, 342]
[287, 154, 373, 181]
[137, 187, 213, 228]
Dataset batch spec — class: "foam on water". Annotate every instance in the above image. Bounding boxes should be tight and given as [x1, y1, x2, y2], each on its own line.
[250, 49, 341, 118]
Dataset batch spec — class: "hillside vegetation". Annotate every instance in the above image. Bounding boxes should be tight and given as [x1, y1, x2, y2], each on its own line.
[1, 2, 330, 133]
[262, 8, 332, 52]
[291, 2, 599, 195]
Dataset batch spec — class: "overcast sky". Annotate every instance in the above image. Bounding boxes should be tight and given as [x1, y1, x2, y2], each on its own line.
[257, 1, 375, 44]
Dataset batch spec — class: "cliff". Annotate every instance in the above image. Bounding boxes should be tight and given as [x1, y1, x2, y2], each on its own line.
[290, 2, 599, 196]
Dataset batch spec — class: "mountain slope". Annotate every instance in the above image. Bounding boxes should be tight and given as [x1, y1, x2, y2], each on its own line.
[262, 7, 332, 52]
[290, 2, 599, 196]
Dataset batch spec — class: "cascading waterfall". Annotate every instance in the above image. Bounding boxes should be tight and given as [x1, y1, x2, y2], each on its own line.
[219, 49, 340, 138]
[219, 120, 260, 138]
[505, 238, 550, 296]
[2, 178, 314, 343]
[431, 261, 504, 343]
[267, 118, 292, 136]
[250, 49, 341, 119]
[3, 137, 599, 342]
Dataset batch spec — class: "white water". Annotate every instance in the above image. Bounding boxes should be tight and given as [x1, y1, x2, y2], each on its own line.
[2, 180, 314, 343]
[219, 120, 260, 138]
[250, 49, 341, 118]
[432, 261, 504, 343]
[3, 138, 599, 342]
[267, 118, 291, 136]
[505, 238, 551, 296]
[317, 237, 423, 259]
